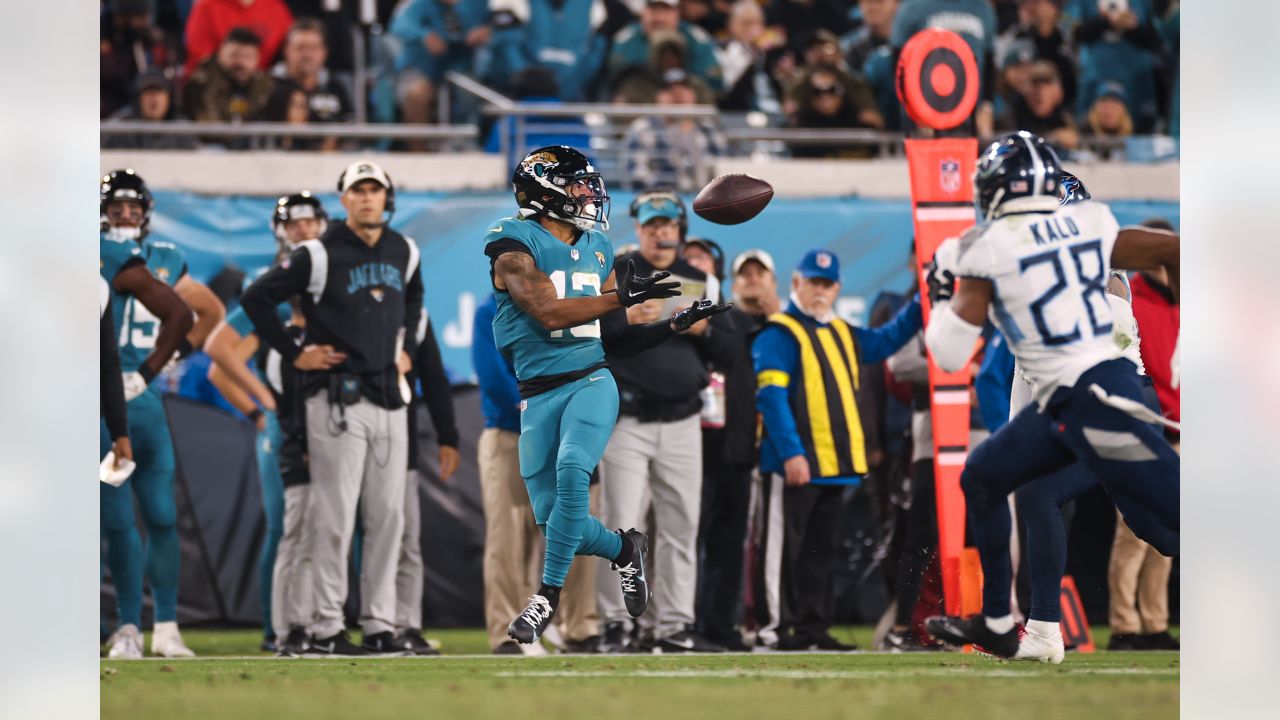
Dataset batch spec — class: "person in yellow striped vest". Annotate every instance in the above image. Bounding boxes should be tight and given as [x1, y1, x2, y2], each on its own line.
[752, 248, 922, 651]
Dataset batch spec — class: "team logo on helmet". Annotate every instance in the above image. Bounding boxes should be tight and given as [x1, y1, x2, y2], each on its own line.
[940, 159, 962, 193]
[521, 151, 559, 179]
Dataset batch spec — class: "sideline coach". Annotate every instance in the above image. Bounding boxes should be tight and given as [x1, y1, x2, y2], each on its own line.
[242, 160, 424, 654]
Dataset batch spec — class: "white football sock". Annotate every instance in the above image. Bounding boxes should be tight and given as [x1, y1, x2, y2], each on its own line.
[1026, 620, 1060, 638]
[985, 615, 1015, 634]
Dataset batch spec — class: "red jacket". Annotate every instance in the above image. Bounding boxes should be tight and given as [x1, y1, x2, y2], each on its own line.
[1130, 273, 1179, 429]
[184, 0, 294, 76]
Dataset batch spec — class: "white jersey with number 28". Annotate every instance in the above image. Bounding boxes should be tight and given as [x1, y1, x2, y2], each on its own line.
[951, 199, 1122, 406]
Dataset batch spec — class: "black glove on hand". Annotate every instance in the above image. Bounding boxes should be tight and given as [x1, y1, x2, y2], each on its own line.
[670, 299, 732, 332]
[925, 259, 956, 305]
[617, 258, 681, 307]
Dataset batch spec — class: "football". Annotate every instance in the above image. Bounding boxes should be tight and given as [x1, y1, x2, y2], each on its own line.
[692, 173, 774, 225]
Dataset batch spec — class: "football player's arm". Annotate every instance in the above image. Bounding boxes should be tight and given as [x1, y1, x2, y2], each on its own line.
[114, 263, 194, 381]
[600, 307, 675, 357]
[241, 250, 312, 363]
[209, 362, 264, 430]
[493, 251, 626, 330]
[205, 320, 276, 411]
[175, 274, 225, 349]
[100, 294, 129, 442]
[924, 278, 991, 373]
[415, 317, 460, 450]
[1111, 226, 1179, 302]
[852, 294, 924, 364]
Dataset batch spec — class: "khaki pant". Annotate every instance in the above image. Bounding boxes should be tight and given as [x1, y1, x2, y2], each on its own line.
[1108, 510, 1172, 634]
[396, 470, 425, 633]
[271, 485, 312, 639]
[1108, 440, 1177, 634]
[478, 428, 600, 650]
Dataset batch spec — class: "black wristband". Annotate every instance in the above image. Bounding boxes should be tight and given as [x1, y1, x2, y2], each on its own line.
[137, 364, 156, 384]
[176, 338, 195, 359]
[247, 408, 264, 424]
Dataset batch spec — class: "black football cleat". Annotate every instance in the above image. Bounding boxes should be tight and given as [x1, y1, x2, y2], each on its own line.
[1137, 631, 1179, 651]
[879, 629, 938, 652]
[508, 594, 556, 644]
[925, 615, 1019, 658]
[599, 621, 633, 654]
[612, 529, 651, 618]
[811, 632, 858, 652]
[655, 629, 727, 654]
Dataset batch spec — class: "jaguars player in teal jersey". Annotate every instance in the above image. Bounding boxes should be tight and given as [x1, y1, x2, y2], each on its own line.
[100, 169, 225, 659]
[206, 192, 325, 653]
[485, 147, 730, 643]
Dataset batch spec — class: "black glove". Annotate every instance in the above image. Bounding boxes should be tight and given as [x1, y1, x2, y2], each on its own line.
[670, 299, 732, 332]
[925, 259, 956, 305]
[616, 258, 681, 307]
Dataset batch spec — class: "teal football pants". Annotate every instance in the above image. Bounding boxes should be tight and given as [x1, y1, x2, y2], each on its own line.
[518, 371, 623, 588]
[100, 387, 180, 625]
[257, 410, 284, 640]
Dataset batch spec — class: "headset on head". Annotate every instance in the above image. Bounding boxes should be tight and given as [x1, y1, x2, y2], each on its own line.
[629, 186, 688, 238]
[337, 163, 397, 219]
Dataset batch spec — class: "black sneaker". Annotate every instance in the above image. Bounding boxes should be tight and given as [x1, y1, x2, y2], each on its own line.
[508, 594, 556, 644]
[705, 631, 751, 652]
[599, 621, 633, 654]
[812, 632, 857, 652]
[879, 629, 935, 652]
[1108, 633, 1143, 651]
[493, 640, 524, 655]
[276, 626, 310, 657]
[656, 629, 727, 654]
[924, 615, 1019, 658]
[775, 631, 817, 651]
[1137, 631, 1179, 650]
[562, 635, 602, 654]
[306, 631, 370, 656]
[361, 631, 408, 655]
[396, 629, 441, 656]
[612, 529, 651, 618]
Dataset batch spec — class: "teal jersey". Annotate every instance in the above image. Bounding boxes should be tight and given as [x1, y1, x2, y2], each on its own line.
[100, 234, 188, 373]
[486, 217, 614, 381]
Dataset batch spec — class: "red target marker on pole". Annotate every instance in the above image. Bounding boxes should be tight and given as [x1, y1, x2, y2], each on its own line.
[896, 28, 980, 131]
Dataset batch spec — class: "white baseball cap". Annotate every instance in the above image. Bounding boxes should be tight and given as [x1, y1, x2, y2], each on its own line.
[338, 160, 393, 194]
[731, 248, 776, 277]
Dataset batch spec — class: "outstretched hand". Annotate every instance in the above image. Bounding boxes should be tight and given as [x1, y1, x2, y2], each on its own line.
[670, 299, 732, 332]
[617, 259, 681, 308]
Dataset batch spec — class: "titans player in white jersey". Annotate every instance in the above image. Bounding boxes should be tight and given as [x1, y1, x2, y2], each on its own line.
[920, 132, 1180, 657]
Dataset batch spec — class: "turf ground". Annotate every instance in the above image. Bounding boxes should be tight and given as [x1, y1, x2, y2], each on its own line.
[100, 627, 1178, 720]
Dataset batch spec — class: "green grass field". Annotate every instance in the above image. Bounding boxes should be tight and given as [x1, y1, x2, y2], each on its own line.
[101, 627, 1178, 720]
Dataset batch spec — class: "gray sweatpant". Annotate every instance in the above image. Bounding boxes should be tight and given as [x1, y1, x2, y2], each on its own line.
[597, 413, 702, 638]
[396, 470, 425, 633]
[305, 394, 408, 639]
[271, 485, 312, 640]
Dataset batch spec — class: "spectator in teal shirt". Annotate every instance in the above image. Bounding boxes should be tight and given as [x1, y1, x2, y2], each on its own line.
[609, 0, 723, 97]
[1065, 0, 1164, 133]
[390, 0, 491, 126]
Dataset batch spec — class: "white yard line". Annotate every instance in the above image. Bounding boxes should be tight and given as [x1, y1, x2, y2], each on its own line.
[493, 668, 1179, 679]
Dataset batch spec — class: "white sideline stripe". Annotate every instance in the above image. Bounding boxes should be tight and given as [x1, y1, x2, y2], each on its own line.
[932, 390, 970, 405]
[936, 451, 968, 467]
[495, 668, 1178, 679]
[915, 207, 975, 222]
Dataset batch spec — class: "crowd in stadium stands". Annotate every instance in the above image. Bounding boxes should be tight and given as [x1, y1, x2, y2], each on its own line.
[102, 0, 1181, 157]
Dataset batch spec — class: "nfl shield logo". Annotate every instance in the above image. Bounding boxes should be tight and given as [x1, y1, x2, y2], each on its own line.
[940, 159, 962, 193]
[570, 248, 579, 261]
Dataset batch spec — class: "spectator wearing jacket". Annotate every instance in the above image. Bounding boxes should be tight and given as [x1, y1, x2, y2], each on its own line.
[182, 27, 276, 124]
[484, 0, 609, 103]
[389, 0, 491, 127]
[609, 0, 723, 96]
[184, 0, 294, 76]
[752, 249, 921, 651]
[101, 0, 182, 118]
